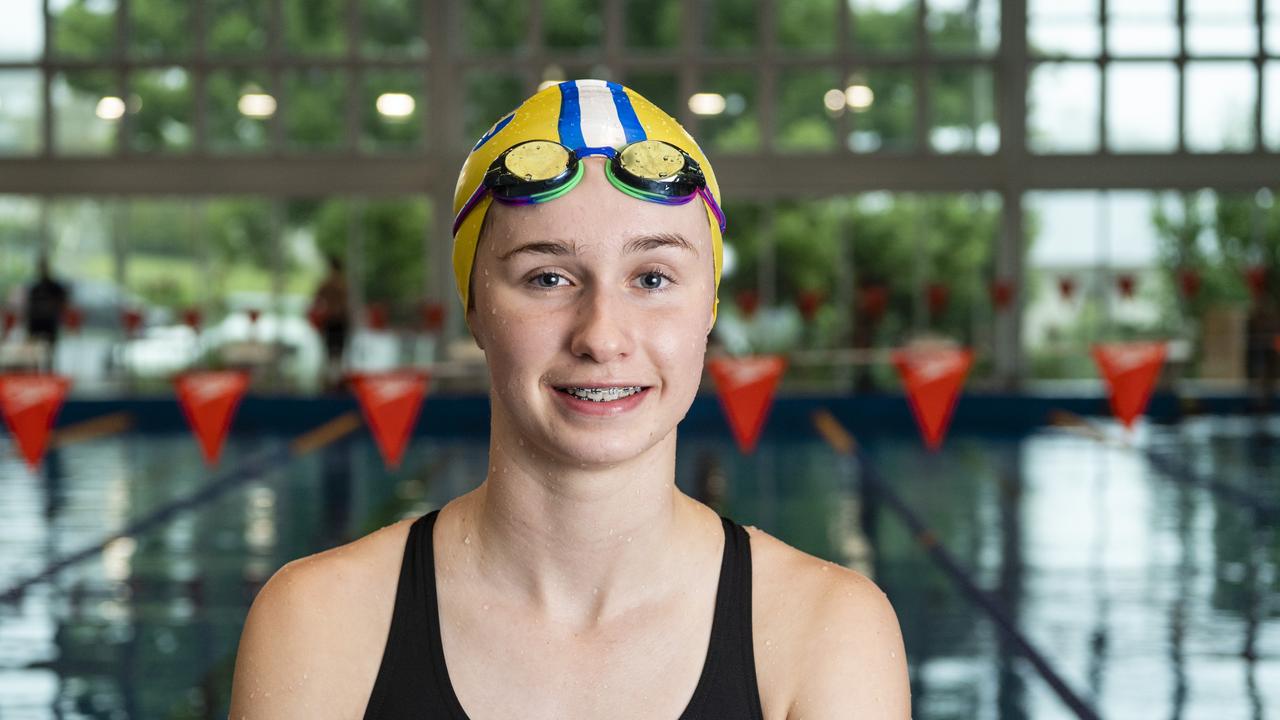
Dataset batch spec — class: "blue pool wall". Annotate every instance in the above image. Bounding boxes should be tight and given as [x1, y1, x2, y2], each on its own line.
[53, 391, 1257, 439]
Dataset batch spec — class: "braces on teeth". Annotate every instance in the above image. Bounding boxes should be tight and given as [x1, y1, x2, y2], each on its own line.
[561, 386, 643, 402]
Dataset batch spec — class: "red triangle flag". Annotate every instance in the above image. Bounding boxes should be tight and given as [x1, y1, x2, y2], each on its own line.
[892, 346, 973, 451]
[175, 371, 250, 464]
[351, 371, 430, 469]
[0, 374, 72, 468]
[1091, 342, 1167, 428]
[706, 355, 786, 454]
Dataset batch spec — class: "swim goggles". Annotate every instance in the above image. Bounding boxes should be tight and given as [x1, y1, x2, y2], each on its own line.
[451, 138, 728, 236]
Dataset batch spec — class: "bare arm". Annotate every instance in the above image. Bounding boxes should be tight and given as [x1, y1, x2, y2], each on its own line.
[786, 568, 911, 719]
[228, 538, 399, 719]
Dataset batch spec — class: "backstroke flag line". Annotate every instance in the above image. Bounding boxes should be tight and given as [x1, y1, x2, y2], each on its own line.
[892, 346, 973, 451]
[175, 371, 251, 465]
[1091, 342, 1167, 428]
[707, 355, 787, 454]
[0, 374, 72, 468]
[351, 371, 430, 469]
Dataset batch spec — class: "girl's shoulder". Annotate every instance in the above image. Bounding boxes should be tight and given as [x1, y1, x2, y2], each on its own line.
[228, 518, 417, 717]
[744, 525, 911, 718]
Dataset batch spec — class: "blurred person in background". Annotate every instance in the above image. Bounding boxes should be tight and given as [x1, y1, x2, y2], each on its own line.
[25, 255, 70, 372]
[311, 254, 350, 391]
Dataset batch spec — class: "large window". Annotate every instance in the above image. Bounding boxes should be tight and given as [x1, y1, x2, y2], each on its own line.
[0, 0, 1277, 392]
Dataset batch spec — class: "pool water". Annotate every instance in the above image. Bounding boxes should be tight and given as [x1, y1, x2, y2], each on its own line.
[0, 416, 1277, 719]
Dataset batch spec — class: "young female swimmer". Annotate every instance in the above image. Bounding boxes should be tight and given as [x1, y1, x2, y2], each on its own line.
[229, 80, 909, 719]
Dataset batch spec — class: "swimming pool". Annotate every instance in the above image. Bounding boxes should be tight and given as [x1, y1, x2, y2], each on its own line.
[0, 413, 1276, 718]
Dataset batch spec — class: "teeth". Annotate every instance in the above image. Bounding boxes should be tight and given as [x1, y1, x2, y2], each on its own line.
[561, 386, 643, 402]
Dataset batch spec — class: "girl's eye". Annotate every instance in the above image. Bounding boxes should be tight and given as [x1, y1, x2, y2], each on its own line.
[531, 272, 566, 289]
[637, 271, 674, 291]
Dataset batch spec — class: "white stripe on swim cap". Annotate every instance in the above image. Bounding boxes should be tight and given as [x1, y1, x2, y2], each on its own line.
[574, 80, 629, 149]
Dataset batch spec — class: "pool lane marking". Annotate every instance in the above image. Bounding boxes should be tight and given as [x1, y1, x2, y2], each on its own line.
[0, 412, 364, 605]
[1050, 410, 1278, 520]
[48, 412, 135, 449]
[289, 411, 363, 456]
[812, 409, 1104, 720]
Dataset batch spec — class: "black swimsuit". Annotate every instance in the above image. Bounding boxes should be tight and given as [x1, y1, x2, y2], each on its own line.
[363, 509, 766, 719]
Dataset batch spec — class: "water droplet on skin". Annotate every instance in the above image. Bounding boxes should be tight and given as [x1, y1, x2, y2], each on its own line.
[463, 534, 471, 545]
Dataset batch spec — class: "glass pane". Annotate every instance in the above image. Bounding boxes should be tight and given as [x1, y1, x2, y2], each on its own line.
[0, 71, 42, 156]
[623, 70, 680, 118]
[777, 68, 838, 152]
[284, 0, 345, 55]
[1028, 0, 1100, 58]
[208, 0, 269, 56]
[1267, 62, 1280, 151]
[362, 70, 424, 152]
[0, 0, 44, 61]
[1028, 62, 1100, 153]
[50, 0, 117, 58]
[929, 65, 998, 154]
[203, 198, 275, 324]
[778, 0, 837, 51]
[128, 0, 190, 59]
[127, 67, 192, 153]
[1023, 191, 1177, 377]
[286, 69, 347, 151]
[1187, 0, 1257, 56]
[1107, 62, 1177, 151]
[1029, 0, 1098, 14]
[706, 0, 757, 52]
[1185, 62, 1256, 152]
[53, 70, 118, 155]
[850, 0, 918, 53]
[124, 199, 201, 347]
[625, 0, 679, 49]
[927, 0, 999, 53]
[463, 0, 528, 52]
[692, 70, 758, 153]
[47, 199, 120, 384]
[545, 0, 603, 50]
[0, 197, 41, 304]
[279, 198, 339, 391]
[1270, 0, 1280, 54]
[847, 67, 914, 152]
[207, 69, 273, 153]
[463, 71, 524, 146]
[362, 0, 426, 57]
[1108, 0, 1177, 56]
[356, 198, 427, 318]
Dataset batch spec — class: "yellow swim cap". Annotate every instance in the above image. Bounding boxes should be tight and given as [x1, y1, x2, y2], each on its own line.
[452, 79, 724, 325]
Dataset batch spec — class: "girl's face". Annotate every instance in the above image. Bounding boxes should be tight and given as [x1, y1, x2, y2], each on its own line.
[467, 158, 716, 468]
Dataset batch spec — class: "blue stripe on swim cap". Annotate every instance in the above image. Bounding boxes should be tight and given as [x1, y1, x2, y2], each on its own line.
[557, 82, 586, 151]
[472, 111, 514, 151]
[607, 82, 646, 144]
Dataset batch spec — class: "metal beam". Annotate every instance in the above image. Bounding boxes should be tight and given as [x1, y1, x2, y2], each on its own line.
[2, 152, 1277, 196]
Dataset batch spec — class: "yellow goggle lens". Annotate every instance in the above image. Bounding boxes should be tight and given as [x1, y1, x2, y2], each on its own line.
[502, 141, 571, 181]
[617, 140, 684, 180]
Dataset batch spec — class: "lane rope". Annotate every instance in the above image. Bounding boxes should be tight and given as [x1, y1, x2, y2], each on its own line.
[812, 409, 1103, 720]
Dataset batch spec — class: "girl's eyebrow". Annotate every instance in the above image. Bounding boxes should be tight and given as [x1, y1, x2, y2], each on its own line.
[498, 233, 695, 262]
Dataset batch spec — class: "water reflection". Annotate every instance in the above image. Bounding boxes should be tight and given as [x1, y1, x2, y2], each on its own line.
[0, 424, 1277, 718]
